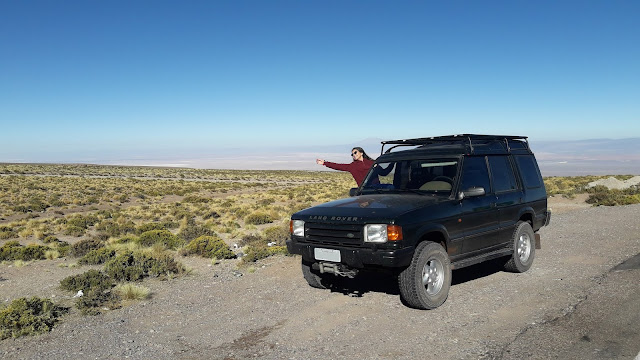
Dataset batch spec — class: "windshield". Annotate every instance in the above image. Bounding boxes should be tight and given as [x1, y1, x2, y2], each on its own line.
[361, 159, 458, 195]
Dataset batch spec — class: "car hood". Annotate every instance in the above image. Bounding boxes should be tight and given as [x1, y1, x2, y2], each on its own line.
[293, 194, 444, 223]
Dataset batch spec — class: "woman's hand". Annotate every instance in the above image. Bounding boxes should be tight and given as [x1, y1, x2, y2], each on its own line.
[316, 159, 325, 165]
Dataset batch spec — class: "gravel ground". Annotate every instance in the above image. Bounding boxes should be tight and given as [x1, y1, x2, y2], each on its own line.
[1, 203, 639, 359]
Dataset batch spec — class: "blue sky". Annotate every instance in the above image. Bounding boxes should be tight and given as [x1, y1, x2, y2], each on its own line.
[1, 1, 639, 168]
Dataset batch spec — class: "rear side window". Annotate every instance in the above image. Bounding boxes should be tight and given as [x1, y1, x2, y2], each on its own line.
[514, 155, 543, 189]
[460, 156, 491, 192]
[488, 156, 518, 192]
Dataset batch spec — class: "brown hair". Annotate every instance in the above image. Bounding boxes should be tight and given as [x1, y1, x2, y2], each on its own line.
[352, 147, 373, 161]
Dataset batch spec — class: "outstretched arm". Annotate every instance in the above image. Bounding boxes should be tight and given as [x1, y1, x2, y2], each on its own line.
[322, 161, 352, 172]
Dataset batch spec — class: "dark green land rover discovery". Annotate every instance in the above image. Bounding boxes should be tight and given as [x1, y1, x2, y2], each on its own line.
[287, 134, 551, 309]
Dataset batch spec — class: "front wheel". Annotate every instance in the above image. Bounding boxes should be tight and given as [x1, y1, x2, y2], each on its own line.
[503, 221, 535, 273]
[301, 260, 332, 289]
[398, 242, 452, 309]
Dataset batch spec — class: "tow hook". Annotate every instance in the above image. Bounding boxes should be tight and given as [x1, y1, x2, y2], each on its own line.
[319, 262, 358, 278]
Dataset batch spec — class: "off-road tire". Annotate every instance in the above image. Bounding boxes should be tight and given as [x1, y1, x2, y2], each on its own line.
[301, 259, 330, 289]
[504, 221, 535, 273]
[398, 241, 452, 310]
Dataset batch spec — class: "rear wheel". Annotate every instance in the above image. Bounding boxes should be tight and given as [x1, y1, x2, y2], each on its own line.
[504, 221, 535, 272]
[398, 242, 452, 309]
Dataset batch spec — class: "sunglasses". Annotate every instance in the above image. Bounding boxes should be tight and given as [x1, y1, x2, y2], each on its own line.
[351, 151, 359, 156]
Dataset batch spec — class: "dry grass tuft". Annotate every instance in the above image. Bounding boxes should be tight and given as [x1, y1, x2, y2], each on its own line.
[114, 283, 151, 301]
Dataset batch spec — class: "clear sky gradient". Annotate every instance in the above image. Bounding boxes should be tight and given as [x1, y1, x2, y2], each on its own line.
[1, 1, 639, 167]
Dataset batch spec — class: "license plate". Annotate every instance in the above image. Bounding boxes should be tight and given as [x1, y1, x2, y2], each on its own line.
[314, 248, 341, 262]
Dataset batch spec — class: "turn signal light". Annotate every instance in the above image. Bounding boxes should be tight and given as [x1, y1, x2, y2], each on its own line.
[387, 225, 403, 241]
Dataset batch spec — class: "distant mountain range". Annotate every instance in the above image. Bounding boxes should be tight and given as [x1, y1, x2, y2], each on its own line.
[3, 137, 638, 176]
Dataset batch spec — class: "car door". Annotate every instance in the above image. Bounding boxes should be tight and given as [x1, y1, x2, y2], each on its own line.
[487, 155, 523, 244]
[459, 156, 500, 253]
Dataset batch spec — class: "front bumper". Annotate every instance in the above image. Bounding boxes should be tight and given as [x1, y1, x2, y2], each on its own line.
[286, 240, 414, 268]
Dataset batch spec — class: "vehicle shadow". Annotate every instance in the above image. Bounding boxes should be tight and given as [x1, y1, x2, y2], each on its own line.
[451, 257, 507, 285]
[327, 257, 508, 298]
[327, 270, 399, 297]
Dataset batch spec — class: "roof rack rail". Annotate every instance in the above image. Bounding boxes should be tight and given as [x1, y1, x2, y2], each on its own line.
[380, 134, 530, 155]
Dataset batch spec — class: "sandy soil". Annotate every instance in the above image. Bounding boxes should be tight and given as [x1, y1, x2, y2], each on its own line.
[547, 194, 592, 214]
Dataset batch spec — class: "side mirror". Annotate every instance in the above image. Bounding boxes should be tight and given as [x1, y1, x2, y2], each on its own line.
[349, 188, 359, 197]
[462, 186, 485, 198]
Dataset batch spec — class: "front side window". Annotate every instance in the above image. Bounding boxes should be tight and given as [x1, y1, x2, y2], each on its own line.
[362, 159, 458, 195]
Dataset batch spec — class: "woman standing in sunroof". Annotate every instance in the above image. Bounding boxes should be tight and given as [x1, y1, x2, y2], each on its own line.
[316, 147, 374, 186]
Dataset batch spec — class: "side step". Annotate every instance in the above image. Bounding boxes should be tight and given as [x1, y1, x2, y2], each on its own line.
[451, 248, 512, 270]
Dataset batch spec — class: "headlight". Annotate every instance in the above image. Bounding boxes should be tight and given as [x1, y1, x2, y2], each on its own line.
[364, 224, 387, 243]
[364, 224, 403, 243]
[290, 220, 305, 237]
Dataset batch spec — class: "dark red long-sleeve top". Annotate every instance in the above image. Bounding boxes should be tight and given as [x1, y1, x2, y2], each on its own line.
[323, 159, 375, 186]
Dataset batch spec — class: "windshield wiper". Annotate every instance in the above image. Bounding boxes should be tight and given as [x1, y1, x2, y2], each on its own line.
[362, 187, 389, 194]
[397, 189, 428, 195]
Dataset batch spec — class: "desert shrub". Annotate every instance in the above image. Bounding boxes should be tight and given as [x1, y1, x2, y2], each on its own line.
[162, 220, 179, 229]
[75, 289, 121, 315]
[586, 185, 640, 206]
[45, 250, 60, 260]
[258, 198, 275, 206]
[218, 221, 240, 233]
[262, 224, 290, 246]
[78, 248, 117, 265]
[43, 235, 59, 243]
[180, 235, 235, 259]
[55, 241, 70, 256]
[0, 226, 17, 240]
[0, 241, 48, 261]
[289, 202, 312, 213]
[66, 214, 98, 229]
[169, 207, 192, 220]
[59, 269, 114, 293]
[114, 283, 151, 300]
[70, 238, 105, 257]
[242, 245, 288, 263]
[104, 251, 185, 282]
[10, 198, 49, 214]
[136, 222, 169, 235]
[177, 224, 216, 242]
[183, 195, 211, 203]
[202, 211, 220, 220]
[95, 219, 136, 238]
[229, 207, 250, 218]
[0, 297, 68, 339]
[11, 205, 30, 213]
[63, 225, 86, 237]
[137, 230, 184, 249]
[0, 242, 22, 260]
[114, 235, 138, 244]
[238, 234, 264, 247]
[22, 244, 49, 260]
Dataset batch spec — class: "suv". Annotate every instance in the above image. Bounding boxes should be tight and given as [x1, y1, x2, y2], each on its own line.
[287, 134, 551, 309]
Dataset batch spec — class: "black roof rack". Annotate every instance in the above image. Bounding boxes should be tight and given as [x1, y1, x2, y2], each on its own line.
[380, 134, 530, 155]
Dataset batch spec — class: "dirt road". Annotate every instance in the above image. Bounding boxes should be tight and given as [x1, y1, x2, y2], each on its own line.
[1, 204, 639, 359]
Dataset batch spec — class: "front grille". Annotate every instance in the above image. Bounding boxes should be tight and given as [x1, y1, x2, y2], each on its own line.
[304, 223, 363, 246]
